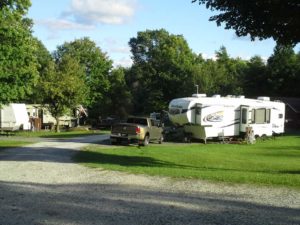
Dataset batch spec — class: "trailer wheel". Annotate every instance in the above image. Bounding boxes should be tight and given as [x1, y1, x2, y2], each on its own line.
[261, 134, 267, 141]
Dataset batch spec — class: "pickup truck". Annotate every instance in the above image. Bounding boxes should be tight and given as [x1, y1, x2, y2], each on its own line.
[110, 117, 163, 146]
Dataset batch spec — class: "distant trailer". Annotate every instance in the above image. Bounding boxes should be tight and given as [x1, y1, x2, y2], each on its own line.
[168, 94, 285, 142]
[0, 103, 31, 131]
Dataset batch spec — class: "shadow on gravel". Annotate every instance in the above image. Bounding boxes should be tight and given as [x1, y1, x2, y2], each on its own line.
[0, 181, 299, 225]
[0, 146, 77, 163]
[0, 135, 110, 163]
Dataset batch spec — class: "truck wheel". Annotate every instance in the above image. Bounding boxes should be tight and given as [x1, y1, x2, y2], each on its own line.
[158, 136, 164, 144]
[141, 135, 149, 146]
[183, 134, 191, 143]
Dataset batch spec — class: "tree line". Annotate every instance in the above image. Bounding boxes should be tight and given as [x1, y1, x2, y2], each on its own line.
[1, 1, 300, 129]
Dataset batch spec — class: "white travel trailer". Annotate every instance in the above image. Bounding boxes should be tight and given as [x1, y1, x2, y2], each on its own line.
[0, 103, 31, 131]
[26, 104, 76, 129]
[168, 94, 285, 142]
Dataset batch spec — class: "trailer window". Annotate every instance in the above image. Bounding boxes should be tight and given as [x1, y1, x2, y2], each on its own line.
[255, 109, 265, 124]
[279, 114, 283, 119]
[181, 109, 188, 114]
[253, 108, 271, 124]
[169, 108, 180, 115]
[266, 109, 271, 123]
[251, 110, 255, 123]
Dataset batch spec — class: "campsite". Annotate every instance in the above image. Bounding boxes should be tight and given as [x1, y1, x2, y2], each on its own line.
[1, 1, 299, 225]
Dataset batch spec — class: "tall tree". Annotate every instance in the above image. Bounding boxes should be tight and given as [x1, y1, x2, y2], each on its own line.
[38, 55, 87, 132]
[54, 38, 113, 108]
[98, 67, 132, 119]
[192, 0, 300, 45]
[214, 46, 246, 95]
[26, 38, 53, 103]
[267, 44, 300, 97]
[0, 0, 39, 104]
[128, 29, 197, 114]
[243, 56, 268, 97]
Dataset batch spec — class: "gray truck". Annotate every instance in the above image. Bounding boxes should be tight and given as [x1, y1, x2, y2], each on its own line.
[110, 117, 163, 146]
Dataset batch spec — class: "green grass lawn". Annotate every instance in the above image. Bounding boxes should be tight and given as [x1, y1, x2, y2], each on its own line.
[14, 130, 109, 138]
[0, 140, 34, 150]
[75, 135, 300, 188]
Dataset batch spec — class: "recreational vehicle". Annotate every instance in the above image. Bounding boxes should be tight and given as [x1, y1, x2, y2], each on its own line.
[26, 104, 76, 129]
[168, 94, 285, 142]
[0, 103, 31, 131]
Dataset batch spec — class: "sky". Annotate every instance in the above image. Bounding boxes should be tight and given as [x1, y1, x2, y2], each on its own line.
[28, 0, 288, 67]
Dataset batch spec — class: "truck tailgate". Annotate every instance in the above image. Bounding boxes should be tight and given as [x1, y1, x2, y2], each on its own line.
[111, 123, 138, 135]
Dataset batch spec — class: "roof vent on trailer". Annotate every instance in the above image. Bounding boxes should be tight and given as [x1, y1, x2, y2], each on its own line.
[212, 94, 221, 98]
[237, 95, 245, 99]
[257, 96, 270, 101]
[192, 93, 206, 98]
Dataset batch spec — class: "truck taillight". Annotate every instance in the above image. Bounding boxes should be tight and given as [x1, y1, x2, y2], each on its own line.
[135, 127, 141, 134]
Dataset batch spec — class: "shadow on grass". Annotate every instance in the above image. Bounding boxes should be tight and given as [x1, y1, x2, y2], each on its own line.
[74, 151, 193, 169]
[20, 132, 106, 139]
[279, 170, 300, 175]
[251, 146, 300, 158]
[74, 150, 300, 178]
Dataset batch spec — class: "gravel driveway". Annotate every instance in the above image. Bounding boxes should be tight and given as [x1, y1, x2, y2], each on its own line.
[0, 135, 299, 225]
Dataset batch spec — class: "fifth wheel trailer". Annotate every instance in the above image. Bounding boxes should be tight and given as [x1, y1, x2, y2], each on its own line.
[0, 103, 31, 131]
[168, 94, 285, 142]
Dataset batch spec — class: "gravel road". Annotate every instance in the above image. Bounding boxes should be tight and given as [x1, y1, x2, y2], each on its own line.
[0, 135, 299, 225]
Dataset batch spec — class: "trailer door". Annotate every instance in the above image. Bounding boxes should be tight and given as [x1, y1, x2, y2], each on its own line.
[194, 103, 202, 124]
[240, 106, 249, 133]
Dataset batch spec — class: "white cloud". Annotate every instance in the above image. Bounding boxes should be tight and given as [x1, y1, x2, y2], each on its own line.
[113, 57, 133, 68]
[38, 19, 95, 31]
[101, 38, 131, 54]
[202, 53, 217, 61]
[68, 0, 137, 25]
[110, 46, 131, 54]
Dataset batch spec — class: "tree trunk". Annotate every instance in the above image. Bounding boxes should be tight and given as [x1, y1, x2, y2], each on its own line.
[55, 117, 60, 133]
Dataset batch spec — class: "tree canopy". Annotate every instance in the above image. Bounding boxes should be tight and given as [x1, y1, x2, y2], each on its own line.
[54, 38, 113, 107]
[192, 0, 300, 45]
[0, 0, 39, 104]
[38, 54, 88, 132]
[128, 29, 197, 113]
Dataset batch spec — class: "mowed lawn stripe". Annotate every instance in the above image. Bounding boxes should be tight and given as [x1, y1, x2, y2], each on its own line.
[75, 135, 300, 188]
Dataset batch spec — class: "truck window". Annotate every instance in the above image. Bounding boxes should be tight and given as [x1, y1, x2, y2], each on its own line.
[127, 118, 148, 125]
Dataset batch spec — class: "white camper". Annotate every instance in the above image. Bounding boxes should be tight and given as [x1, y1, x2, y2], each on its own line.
[168, 94, 285, 142]
[26, 104, 76, 129]
[0, 103, 31, 131]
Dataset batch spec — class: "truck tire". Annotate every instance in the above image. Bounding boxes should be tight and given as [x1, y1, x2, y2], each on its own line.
[183, 133, 191, 143]
[158, 136, 163, 144]
[140, 135, 149, 146]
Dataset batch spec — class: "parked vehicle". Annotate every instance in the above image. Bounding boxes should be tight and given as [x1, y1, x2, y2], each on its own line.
[26, 104, 78, 129]
[98, 116, 121, 129]
[110, 117, 164, 146]
[0, 103, 31, 131]
[168, 94, 285, 143]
